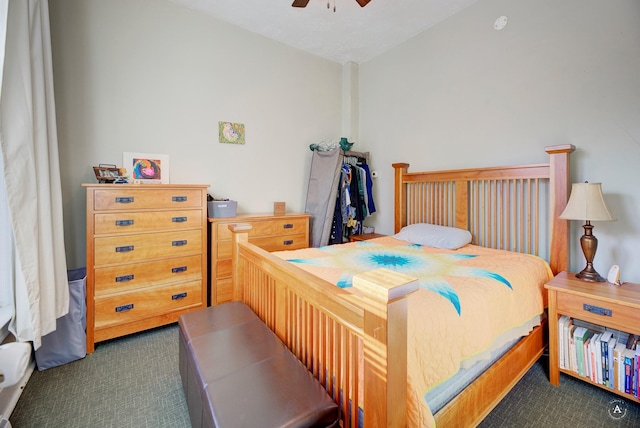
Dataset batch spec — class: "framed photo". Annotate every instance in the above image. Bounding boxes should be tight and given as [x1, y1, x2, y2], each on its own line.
[93, 164, 124, 183]
[122, 152, 170, 184]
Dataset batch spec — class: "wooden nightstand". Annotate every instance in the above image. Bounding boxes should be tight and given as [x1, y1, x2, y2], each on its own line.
[545, 271, 640, 403]
[349, 233, 387, 242]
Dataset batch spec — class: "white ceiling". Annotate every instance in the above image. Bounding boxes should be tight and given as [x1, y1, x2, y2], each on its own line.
[169, 0, 481, 64]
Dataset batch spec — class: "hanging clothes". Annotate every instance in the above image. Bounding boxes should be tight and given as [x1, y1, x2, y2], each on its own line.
[329, 154, 376, 244]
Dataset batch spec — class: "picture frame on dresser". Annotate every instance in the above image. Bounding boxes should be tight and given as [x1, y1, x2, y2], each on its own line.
[122, 152, 170, 184]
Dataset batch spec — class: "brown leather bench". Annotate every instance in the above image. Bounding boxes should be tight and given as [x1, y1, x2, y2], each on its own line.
[179, 301, 340, 428]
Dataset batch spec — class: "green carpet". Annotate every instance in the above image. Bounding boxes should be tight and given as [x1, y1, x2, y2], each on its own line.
[10, 324, 640, 427]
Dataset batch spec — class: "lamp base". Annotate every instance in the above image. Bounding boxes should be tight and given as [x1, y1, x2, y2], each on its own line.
[575, 268, 605, 282]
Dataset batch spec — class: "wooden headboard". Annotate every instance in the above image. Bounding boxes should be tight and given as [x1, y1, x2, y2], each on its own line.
[393, 144, 575, 275]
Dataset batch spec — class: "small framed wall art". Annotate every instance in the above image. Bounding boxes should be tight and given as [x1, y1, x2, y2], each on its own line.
[122, 152, 170, 184]
[218, 121, 245, 145]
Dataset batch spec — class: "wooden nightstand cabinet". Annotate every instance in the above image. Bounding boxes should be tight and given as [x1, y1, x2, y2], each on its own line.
[545, 271, 640, 402]
[209, 213, 310, 306]
[349, 233, 387, 242]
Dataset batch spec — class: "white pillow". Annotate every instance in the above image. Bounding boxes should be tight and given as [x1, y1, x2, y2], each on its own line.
[393, 223, 472, 250]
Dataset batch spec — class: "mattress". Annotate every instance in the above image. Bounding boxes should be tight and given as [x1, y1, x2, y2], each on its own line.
[274, 236, 553, 426]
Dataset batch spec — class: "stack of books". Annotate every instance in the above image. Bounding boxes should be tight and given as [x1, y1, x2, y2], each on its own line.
[558, 316, 639, 398]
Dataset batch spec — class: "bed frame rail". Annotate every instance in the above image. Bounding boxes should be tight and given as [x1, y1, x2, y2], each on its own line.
[230, 224, 418, 428]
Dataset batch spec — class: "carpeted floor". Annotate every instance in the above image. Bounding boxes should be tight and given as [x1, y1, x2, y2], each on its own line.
[9, 324, 640, 427]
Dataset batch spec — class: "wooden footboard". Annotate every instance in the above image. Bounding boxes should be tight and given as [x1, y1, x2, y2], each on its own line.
[230, 224, 418, 428]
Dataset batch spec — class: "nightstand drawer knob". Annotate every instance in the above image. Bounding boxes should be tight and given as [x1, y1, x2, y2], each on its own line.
[172, 266, 187, 273]
[172, 196, 187, 202]
[115, 197, 134, 204]
[283, 240, 293, 245]
[115, 274, 134, 282]
[583, 303, 612, 317]
[115, 245, 134, 253]
[172, 240, 187, 246]
[172, 292, 187, 300]
[283, 224, 293, 229]
[115, 219, 134, 226]
[172, 216, 187, 223]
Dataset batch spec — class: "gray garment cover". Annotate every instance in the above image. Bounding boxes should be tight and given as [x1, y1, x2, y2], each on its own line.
[305, 149, 343, 247]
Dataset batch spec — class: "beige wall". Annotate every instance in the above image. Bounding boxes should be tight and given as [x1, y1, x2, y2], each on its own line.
[49, 0, 343, 269]
[360, 0, 640, 281]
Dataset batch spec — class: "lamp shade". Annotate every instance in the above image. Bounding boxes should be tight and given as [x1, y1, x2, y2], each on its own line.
[560, 182, 615, 221]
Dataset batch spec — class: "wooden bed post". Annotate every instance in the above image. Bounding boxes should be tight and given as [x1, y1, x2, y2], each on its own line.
[393, 163, 409, 233]
[544, 144, 575, 275]
[230, 223, 251, 302]
[352, 268, 418, 428]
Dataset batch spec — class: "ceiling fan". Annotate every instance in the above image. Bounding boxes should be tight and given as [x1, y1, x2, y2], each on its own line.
[292, 0, 371, 7]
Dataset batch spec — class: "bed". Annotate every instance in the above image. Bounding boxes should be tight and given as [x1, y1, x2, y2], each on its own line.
[228, 144, 575, 427]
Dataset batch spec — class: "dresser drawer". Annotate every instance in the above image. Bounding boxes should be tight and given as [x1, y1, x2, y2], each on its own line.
[94, 188, 203, 211]
[216, 232, 308, 260]
[251, 234, 308, 252]
[94, 210, 203, 234]
[94, 280, 202, 329]
[556, 292, 639, 333]
[94, 255, 202, 296]
[216, 278, 233, 304]
[94, 229, 202, 265]
[216, 217, 308, 240]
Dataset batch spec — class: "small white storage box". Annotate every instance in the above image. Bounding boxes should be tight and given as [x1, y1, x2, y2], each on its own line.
[208, 200, 237, 218]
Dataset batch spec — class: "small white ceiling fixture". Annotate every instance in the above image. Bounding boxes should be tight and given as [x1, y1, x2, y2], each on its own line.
[493, 15, 508, 31]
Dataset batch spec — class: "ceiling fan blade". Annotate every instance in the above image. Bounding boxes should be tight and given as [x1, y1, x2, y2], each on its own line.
[292, 0, 311, 7]
[355, 0, 371, 6]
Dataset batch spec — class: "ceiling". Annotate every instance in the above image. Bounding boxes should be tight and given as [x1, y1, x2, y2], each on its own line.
[169, 0, 481, 64]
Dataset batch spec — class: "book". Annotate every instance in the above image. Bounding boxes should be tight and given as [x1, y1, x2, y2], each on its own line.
[558, 315, 570, 369]
[568, 325, 577, 373]
[634, 347, 640, 397]
[623, 348, 635, 394]
[592, 333, 602, 384]
[613, 342, 626, 391]
[573, 327, 591, 377]
[600, 331, 613, 386]
[607, 336, 617, 388]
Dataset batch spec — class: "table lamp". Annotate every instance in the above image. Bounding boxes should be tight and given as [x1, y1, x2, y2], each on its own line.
[559, 182, 615, 282]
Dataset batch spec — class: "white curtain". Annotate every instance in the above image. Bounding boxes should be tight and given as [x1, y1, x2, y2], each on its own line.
[0, 0, 68, 349]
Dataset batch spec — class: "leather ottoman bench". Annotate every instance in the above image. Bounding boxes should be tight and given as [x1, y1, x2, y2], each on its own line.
[179, 302, 339, 428]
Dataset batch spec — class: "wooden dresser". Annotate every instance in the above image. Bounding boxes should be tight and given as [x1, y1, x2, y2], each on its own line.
[209, 213, 310, 305]
[84, 184, 208, 353]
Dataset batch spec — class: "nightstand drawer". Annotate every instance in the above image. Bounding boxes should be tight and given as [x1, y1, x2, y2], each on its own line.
[556, 292, 639, 333]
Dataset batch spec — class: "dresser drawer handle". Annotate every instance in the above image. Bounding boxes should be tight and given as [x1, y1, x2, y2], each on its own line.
[115, 197, 134, 204]
[172, 196, 188, 202]
[115, 219, 134, 226]
[172, 266, 187, 273]
[115, 303, 134, 313]
[172, 240, 187, 247]
[115, 274, 134, 282]
[172, 216, 187, 223]
[283, 240, 293, 246]
[115, 245, 134, 253]
[172, 292, 187, 300]
[283, 223, 294, 229]
[583, 303, 612, 317]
